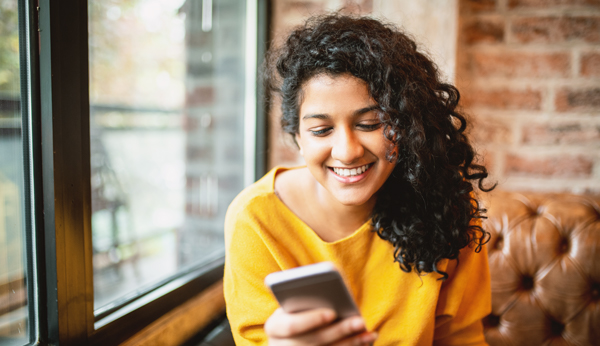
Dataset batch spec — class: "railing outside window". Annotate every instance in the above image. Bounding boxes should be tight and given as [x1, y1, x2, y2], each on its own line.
[88, 0, 254, 318]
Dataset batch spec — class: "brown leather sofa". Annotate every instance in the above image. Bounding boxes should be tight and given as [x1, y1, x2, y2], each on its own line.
[482, 190, 600, 345]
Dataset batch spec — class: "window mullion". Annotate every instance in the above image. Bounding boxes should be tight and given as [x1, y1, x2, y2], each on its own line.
[38, 0, 94, 344]
[17, 0, 44, 344]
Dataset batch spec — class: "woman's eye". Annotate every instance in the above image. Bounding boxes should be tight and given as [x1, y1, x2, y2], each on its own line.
[309, 127, 332, 136]
[357, 123, 382, 131]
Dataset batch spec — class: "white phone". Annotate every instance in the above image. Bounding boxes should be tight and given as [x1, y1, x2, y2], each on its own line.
[264, 262, 361, 320]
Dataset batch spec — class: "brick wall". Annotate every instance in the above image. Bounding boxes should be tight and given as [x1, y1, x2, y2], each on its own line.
[457, 0, 600, 193]
[267, 0, 599, 194]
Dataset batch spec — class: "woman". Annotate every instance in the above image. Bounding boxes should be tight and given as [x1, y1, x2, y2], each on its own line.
[224, 14, 494, 346]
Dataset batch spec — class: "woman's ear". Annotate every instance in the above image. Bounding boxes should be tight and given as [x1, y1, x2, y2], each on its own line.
[295, 133, 303, 156]
[388, 144, 399, 163]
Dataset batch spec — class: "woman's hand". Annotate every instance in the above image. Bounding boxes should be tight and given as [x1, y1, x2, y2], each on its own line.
[264, 308, 378, 345]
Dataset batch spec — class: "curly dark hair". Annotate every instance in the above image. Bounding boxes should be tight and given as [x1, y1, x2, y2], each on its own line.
[265, 14, 495, 279]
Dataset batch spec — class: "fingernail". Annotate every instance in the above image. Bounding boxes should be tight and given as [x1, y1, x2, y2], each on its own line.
[323, 310, 336, 321]
[351, 318, 365, 331]
[361, 332, 378, 343]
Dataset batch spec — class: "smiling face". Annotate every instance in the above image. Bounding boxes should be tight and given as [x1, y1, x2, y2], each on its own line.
[296, 73, 396, 207]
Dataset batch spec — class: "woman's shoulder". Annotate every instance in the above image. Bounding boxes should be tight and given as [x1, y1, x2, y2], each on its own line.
[226, 167, 279, 216]
[273, 166, 309, 200]
[225, 166, 305, 222]
[224, 166, 310, 252]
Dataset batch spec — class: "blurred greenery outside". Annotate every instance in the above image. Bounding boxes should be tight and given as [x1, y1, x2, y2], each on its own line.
[0, 0, 20, 105]
[89, 0, 185, 111]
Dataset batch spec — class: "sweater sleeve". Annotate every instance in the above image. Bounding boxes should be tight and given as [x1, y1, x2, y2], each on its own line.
[433, 240, 491, 346]
[223, 194, 281, 346]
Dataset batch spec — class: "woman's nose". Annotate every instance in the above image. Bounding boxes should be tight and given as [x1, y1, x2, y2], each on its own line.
[331, 129, 364, 164]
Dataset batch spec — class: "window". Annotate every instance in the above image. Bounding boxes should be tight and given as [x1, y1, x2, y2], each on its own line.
[88, 0, 252, 314]
[0, 1, 36, 345]
[0, 0, 267, 344]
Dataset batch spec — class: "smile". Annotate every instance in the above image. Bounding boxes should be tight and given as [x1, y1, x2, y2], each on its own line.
[330, 163, 373, 177]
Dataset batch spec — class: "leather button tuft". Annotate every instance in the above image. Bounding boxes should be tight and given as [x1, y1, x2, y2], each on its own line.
[536, 205, 546, 215]
[529, 205, 545, 216]
[559, 238, 570, 254]
[483, 314, 500, 327]
[495, 236, 504, 250]
[593, 207, 600, 221]
[591, 283, 600, 300]
[522, 276, 534, 290]
[550, 319, 565, 336]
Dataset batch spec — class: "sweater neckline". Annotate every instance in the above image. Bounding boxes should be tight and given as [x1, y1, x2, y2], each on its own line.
[267, 166, 373, 245]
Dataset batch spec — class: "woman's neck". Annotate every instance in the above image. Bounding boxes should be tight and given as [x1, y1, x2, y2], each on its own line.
[274, 167, 375, 242]
[308, 176, 375, 242]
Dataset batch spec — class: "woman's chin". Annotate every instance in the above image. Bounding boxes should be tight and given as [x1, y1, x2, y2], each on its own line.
[331, 192, 374, 208]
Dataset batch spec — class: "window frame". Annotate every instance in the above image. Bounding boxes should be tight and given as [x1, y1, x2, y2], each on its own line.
[16, 0, 42, 344]
[26, 0, 270, 344]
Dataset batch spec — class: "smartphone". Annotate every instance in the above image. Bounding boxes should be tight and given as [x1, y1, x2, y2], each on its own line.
[264, 262, 361, 320]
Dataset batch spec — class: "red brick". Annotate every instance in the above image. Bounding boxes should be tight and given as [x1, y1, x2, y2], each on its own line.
[509, 0, 600, 8]
[187, 30, 210, 47]
[523, 123, 600, 144]
[472, 151, 496, 176]
[342, 0, 373, 14]
[282, 1, 325, 15]
[505, 154, 593, 177]
[270, 145, 302, 168]
[186, 203, 193, 214]
[460, 0, 497, 13]
[186, 86, 214, 106]
[482, 153, 495, 173]
[581, 52, 600, 77]
[470, 119, 514, 144]
[182, 114, 198, 132]
[462, 88, 542, 110]
[462, 18, 505, 44]
[186, 146, 213, 161]
[470, 51, 570, 78]
[555, 88, 600, 111]
[512, 17, 600, 44]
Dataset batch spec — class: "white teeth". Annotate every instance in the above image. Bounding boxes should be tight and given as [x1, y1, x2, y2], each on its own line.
[332, 164, 370, 177]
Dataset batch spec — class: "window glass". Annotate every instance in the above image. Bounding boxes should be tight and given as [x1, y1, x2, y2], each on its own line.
[0, 0, 29, 344]
[89, 0, 248, 310]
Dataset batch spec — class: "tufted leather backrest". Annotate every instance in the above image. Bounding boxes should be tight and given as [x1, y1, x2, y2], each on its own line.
[481, 191, 600, 345]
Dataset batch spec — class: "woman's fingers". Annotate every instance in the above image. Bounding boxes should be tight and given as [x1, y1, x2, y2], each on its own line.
[330, 331, 378, 346]
[264, 308, 336, 338]
[298, 316, 366, 344]
[267, 309, 376, 346]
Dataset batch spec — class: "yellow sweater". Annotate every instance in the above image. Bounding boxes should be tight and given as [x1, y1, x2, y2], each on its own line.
[224, 167, 491, 346]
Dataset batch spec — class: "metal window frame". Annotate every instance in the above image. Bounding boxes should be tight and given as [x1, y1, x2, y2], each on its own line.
[17, 0, 42, 344]
[32, 0, 270, 344]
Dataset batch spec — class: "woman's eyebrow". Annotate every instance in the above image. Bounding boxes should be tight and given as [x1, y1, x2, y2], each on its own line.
[302, 105, 379, 120]
[353, 105, 379, 116]
[302, 113, 330, 120]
